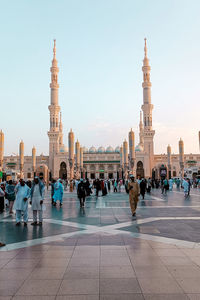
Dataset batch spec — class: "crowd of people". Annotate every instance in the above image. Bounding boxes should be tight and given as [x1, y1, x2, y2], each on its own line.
[0, 175, 199, 247]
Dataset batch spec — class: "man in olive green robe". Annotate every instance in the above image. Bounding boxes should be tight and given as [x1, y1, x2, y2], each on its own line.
[128, 176, 140, 216]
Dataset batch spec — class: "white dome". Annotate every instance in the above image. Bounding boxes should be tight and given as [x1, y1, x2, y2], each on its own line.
[98, 146, 105, 153]
[82, 147, 88, 153]
[106, 146, 114, 153]
[135, 144, 144, 152]
[89, 146, 96, 153]
[115, 146, 120, 153]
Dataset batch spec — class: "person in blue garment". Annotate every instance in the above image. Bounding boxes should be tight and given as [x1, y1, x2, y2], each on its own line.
[168, 178, 173, 191]
[53, 179, 63, 207]
[182, 178, 190, 197]
[5, 180, 16, 214]
[14, 179, 30, 226]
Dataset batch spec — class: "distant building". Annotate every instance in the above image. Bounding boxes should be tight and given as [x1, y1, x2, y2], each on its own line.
[1, 40, 200, 182]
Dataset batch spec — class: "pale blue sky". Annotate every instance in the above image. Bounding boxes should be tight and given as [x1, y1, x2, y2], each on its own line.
[1, 0, 200, 155]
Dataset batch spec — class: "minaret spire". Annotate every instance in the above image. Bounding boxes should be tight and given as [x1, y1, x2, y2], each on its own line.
[53, 39, 56, 59]
[144, 37, 147, 58]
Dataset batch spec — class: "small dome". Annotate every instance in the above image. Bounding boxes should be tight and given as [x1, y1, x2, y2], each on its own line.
[106, 146, 114, 153]
[135, 144, 144, 152]
[82, 147, 88, 153]
[60, 145, 67, 153]
[115, 146, 120, 153]
[98, 146, 105, 153]
[89, 146, 96, 153]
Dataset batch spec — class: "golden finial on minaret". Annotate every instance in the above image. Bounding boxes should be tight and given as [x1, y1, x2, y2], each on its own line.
[53, 39, 56, 58]
[144, 38, 147, 58]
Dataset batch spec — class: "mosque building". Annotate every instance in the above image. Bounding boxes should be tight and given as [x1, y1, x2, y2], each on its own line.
[0, 39, 200, 183]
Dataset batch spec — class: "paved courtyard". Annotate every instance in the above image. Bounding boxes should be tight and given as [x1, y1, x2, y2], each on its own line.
[1, 187, 200, 299]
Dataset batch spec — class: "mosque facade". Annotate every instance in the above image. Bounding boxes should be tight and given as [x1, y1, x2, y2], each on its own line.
[0, 40, 200, 182]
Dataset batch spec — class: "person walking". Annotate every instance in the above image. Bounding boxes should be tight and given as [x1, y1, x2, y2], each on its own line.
[113, 180, 118, 192]
[146, 178, 152, 193]
[5, 180, 16, 214]
[77, 179, 86, 208]
[85, 178, 91, 196]
[53, 179, 63, 207]
[140, 178, 146, 200]
[169, 178, 173, 191]
[95, 179, 101, 197]
[128, 175, 140, 217]
[30, 177, 45, 226]
[51, 179, 56, 204]
[0, 184, 5, 213]
[163, 178, 169, 194]
[14, 179, 30, 226]
[107, 180, 111, 192]
[182, 178, 189, 197]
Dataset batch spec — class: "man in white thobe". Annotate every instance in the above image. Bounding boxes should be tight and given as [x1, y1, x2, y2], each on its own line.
[30, 177, 45, 226]
[14, 179, 30, 226]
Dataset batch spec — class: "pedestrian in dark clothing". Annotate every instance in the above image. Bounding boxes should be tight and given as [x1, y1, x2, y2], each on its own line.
[0, 184, 5, 213]
[95, 179, 101, 197]
[85, 179, 91, 196]
[140, 179, 146, 199]
[77, 179, 86, 207]
[107, 180, 111, 192]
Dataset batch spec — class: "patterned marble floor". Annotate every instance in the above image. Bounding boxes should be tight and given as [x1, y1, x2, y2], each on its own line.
[0, 187, 200, 299]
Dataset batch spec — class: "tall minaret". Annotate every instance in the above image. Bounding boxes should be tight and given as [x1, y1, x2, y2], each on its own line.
[139, 111, 144, 147]
[48, 40, 60, 175]
[59, 112, 63, 148]
[141, 38, 155, 177]
[0, 130, 4, 172]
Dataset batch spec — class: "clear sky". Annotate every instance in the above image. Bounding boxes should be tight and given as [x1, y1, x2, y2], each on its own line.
[1, 0, 200, 156]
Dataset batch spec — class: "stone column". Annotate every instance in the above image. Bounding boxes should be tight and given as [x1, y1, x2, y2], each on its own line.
[32, 146, 36, 178]
[68, 129, 74, 191]
[75, 140, 80, 179]
[0, 130, 4, 173]
[123, 140, 128, 180]
[179, 138, 184, 178]
[167, 145, 172, 179]
[129, 128, 135, 175]
[119, 145, 124, 179]
[80, 146, 84, 179]
[19, 140, 24, 179]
